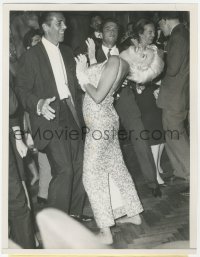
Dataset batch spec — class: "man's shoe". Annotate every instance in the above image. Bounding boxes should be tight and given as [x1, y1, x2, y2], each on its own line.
[152, 185, 162, 198]
[179, 187, 190, 196]
[37, 196, 48, 205]
[159, 183, 167, 187]
[70, 214, 94, 222]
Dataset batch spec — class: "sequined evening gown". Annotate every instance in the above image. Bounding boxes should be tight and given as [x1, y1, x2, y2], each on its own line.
[83, 61, 143, 229]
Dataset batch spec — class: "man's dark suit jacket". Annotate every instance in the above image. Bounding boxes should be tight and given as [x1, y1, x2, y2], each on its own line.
[157, 24, 189, 112]
[15, 41, 83, 150]
[9, 86, 36, 248]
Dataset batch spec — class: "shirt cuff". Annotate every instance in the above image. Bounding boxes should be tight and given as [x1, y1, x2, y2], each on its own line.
[37, 99, 43, 116]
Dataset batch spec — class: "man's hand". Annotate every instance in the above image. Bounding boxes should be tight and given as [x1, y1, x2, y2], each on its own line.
[38, 96, 56, 120]
[153, 88, 160, 99]
[25, 132, 34, 148]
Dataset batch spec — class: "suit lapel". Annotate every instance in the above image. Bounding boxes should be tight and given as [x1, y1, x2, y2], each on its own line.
[38, 42, 59, 98]
[59, 45, 76, 101]
[96, 45, 107, 63]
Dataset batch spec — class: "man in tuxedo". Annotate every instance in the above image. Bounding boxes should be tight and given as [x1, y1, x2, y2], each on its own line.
[157, 12, 189, 194]
[15, 12, 87, 218]
[93, 18, 161, 196]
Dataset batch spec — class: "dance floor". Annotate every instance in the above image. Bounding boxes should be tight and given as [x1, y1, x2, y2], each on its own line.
[30, 142, 189, 249]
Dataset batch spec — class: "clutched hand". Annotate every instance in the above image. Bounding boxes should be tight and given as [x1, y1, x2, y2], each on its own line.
[75, 54, 90, 92]
[16, 140, 28, 158]
[25, 132, 34, 148]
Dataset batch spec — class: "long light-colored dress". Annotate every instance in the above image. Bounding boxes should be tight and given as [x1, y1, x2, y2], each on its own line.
[82, 61, 143, 229]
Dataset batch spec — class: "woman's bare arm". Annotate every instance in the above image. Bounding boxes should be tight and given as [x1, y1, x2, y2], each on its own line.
[85, 56, 120, 104]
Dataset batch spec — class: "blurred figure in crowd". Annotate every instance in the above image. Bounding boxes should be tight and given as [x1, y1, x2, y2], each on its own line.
[157, 12, 190, 195]
[131, 18, 166, 185]
[10, 11, 39, 59]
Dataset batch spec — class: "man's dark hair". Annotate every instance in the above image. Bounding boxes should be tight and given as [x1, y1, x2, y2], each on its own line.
[127, 22, 134, 29]
[100, 18, 120, 32]
[24, 11, 39, 18]
[158, 11, 181, 21]
[23, 29, 42, 49]
[39, 11, 64, 32]
[89, 12, 102, 22]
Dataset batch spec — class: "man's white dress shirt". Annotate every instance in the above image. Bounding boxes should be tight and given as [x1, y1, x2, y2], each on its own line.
[102, 44, 119, 59]
[42, 37, 72, 100]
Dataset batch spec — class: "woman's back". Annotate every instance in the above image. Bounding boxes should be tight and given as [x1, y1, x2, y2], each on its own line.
[83, 56, 129, 129]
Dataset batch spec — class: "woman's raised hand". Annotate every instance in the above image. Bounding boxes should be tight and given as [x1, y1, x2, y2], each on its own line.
[86, 38, 97, 65]
[75, 54, 88, 72]
[75, 54, 89, 92]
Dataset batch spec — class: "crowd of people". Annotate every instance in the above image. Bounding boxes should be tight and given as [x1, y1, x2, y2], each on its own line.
[9, 10, 189, 248]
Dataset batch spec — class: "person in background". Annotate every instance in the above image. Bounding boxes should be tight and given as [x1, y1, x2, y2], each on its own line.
[87, 12, 103, 50]
[10, 11, 39, 59]
[120, 21, 135, 44]
[9, 78, 36, 248]
[131, 18, 166, 185]
[23, 28, 42, 49]
[157, 12, 190, 195]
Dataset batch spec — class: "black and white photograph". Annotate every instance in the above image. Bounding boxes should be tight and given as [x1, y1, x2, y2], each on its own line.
[2, 2, 198, 253]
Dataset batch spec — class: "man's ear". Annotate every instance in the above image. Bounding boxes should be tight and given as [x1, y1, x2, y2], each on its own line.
[42, 23, 49, 33]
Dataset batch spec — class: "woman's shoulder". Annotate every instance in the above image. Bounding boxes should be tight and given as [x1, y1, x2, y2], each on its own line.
[108, 55, 120, 62]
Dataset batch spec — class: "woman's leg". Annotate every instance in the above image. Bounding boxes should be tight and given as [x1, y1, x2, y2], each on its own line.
[83, 165, 114, 244]
[83, 137, 115, 245]
[151, 144, 164, 184]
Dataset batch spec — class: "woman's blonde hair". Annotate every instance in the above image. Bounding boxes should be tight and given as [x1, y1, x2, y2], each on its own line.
[121, 45, 164, 84]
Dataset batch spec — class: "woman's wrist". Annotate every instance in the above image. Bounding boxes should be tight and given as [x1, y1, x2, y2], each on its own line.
[89, 58, 97, 65]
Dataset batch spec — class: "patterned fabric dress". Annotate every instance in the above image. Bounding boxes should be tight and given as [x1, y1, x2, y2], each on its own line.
[82, 61, 143, 229]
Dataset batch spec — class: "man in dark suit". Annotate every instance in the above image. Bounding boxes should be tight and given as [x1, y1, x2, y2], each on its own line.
[9, 81, 36, 248]
[15, 12, 86, 218]
[93, 18, 161, 196]
[157, 12, 189, 194]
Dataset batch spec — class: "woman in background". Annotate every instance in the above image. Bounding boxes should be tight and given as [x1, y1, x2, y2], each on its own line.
[131, 19, 166, 185]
